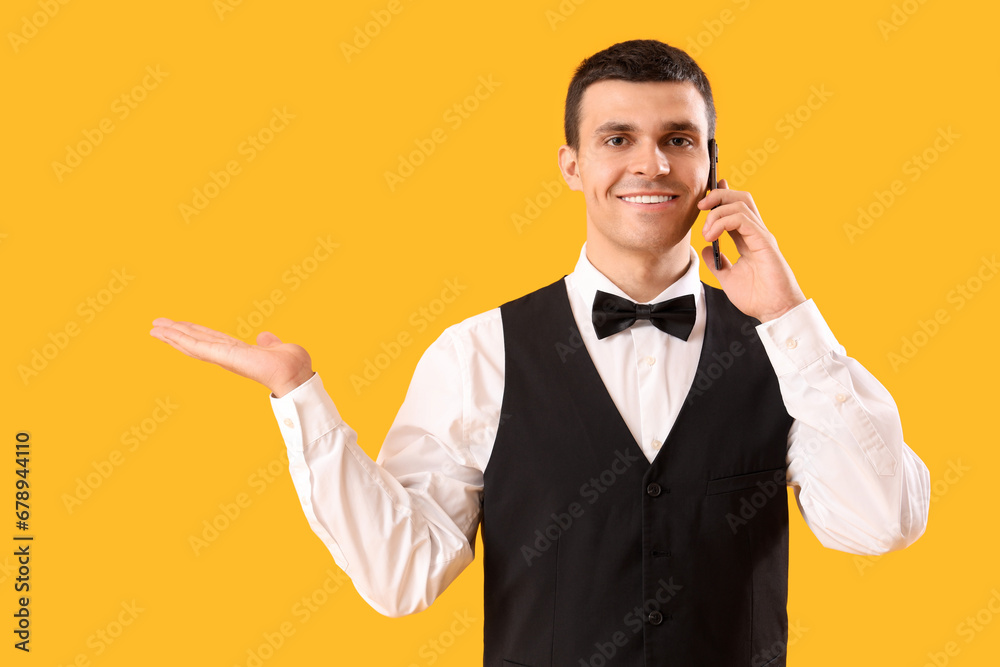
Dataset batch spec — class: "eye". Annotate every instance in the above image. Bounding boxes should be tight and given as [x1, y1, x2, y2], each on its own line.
[667, 137, 693, 147]
[606, 136, 627, 147]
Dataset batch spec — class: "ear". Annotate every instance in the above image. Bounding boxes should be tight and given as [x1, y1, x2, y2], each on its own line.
[557, 144, 582, 192]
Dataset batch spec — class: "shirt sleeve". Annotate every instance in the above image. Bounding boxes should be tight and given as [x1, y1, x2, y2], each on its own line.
[268, 329, 484, 617]
[755, 299, 931, 555]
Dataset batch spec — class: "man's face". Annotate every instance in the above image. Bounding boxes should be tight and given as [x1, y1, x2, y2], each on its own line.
[558, 80, 711, 257]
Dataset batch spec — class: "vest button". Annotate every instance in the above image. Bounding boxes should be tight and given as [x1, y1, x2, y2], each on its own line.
[648, 610, 663, 625]
[646, 483, 662, 497]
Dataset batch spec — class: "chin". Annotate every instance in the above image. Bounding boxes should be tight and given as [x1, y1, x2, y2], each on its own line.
[619, 235, 688, 256]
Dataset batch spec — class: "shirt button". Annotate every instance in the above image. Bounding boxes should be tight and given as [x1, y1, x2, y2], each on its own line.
[647, 483, 662, 497]
[645, 356, 656, 366]
[835, 393, 848, 403]
[283, 418, 295, 428]
[651, 439, 662, 451]
[648, 611, 663, 625]
[786, 338, 798, 349]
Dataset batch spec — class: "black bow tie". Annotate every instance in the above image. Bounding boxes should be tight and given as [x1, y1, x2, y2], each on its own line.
[592, 290, 696, 341]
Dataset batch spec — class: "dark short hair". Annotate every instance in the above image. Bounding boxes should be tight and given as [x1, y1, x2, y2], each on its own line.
[564, 39, 716, 152]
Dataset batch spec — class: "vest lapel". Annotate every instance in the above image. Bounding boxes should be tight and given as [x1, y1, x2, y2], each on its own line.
[548, 279, 649, 467]
[552, 279, 724, 467]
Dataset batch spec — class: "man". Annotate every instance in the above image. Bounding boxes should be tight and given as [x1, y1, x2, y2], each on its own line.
[150, 40, 929, 666]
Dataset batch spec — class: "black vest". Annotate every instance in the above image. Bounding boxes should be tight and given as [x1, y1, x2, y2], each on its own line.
[482, 279, 794, 667]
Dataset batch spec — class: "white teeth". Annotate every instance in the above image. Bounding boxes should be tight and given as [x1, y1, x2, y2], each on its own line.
[621, 195, 676, 203]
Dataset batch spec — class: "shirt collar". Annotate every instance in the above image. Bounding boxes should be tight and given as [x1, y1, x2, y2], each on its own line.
[567, 242, 704, 308]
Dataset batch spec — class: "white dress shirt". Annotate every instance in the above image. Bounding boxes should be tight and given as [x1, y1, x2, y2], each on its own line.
[269, 244, 930, 618]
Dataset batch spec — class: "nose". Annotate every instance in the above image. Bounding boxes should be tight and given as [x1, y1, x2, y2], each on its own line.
[630, 140, 670, 177]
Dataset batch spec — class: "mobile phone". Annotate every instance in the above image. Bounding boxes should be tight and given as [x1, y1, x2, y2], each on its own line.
[707, 138, 721, 270]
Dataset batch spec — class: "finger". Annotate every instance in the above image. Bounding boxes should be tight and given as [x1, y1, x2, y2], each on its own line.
[727, 227, 750, 257]
[163, 320, 234, 346]
[180, 321, 241, 344]
[151, 321, 234, 349]
[702, 202, 757, 241]
[702, 218, 752, 263]
[697, 182, 748, 211]
[164, 321, 240, 354]
[703, 204, 769, 249]
[720, 178, 762, 220]
[700, 244, 733, 275]
[698, 180, 764, 223]
[707, 220, 757, 260]
[151, 326, 217, 361]
[256, 331, 283, 347]
[742, 193, 761, 222]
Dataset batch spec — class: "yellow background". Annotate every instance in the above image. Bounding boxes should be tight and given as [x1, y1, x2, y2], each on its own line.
[3, 0, 998, 664]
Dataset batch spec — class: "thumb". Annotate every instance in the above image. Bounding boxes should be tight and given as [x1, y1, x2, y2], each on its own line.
[256, 331, 283, 348]
[700, 245, 732, 277]
[700, 245, 720, 280]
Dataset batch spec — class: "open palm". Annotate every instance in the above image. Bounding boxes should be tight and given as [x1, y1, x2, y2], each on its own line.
[149, 318, 313, 397]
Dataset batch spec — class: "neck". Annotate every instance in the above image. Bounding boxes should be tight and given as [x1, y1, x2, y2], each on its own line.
[586, 238, 692, 303]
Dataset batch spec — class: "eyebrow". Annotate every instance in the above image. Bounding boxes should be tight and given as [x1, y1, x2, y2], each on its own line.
[592, 120, 702, 136]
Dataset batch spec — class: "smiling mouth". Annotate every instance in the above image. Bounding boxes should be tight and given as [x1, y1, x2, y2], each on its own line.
[618, 195, 678, 203]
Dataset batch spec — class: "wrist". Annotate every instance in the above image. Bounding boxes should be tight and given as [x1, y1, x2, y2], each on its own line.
[758, 296, 808, 323]
[271, 370, 315, 398]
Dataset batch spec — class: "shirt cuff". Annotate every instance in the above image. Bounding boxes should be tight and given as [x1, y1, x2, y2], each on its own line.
[755, 299, 842, 377]
[269, 372, 344, 452]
